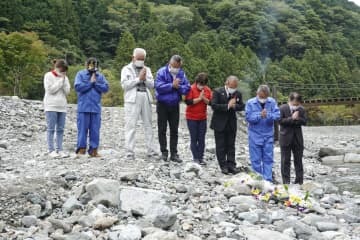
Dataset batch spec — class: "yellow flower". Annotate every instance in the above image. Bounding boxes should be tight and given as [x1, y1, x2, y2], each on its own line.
[224, 181, 233, 188]
[261, 193, 271, 202]
[251, 188, 261, 195]
[289, 194, 302, 205]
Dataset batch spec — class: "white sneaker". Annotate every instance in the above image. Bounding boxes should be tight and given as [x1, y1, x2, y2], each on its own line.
[49, 151, 60, 159]
[58, 151, 70, 158]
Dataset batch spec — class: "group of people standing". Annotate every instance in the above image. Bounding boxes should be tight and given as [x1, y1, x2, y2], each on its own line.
[43, 48, 307, 184]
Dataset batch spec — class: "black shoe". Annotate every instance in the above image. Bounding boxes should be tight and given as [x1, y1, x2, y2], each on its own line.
[170, 154, 182, 163]
[294, 179, 303, 185]
[228, 167, 241, 175]
[198, 159, 207, 166]
[161, 152, 169, 162]
[221, 168, 230, 175]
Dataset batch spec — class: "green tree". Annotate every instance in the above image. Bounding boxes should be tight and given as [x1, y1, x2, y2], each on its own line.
[0, 32, 48, 98]
[114, 31, 136, 70]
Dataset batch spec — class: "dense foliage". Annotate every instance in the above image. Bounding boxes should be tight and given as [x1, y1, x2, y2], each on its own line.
[0, 0, 359, 104]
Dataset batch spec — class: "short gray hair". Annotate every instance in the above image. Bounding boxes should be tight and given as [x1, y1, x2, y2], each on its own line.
[170, 55, 182, 64]
[226, 75, 239, 84]
[133, 48, 146, 57]
[257, 84, 270, 96]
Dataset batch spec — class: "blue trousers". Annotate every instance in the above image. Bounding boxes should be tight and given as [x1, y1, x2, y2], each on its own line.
[45, 111, 66, 152]
[187, 119, 207, 161]
[249, 136, 274, 182]
[76, 112, 101, 154]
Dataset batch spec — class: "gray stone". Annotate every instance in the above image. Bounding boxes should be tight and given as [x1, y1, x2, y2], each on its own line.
[321, 231, 346, 240]
[302, 214, 337, 226]
[315, 222, 339, 232]
[22, 215, 37, 227]
[119, 172, 139, 181]
[229, 196, 257, 212]
[276, 218, 315, 239]
[25, 204, 42, 217]
[119, 186, 169, 216]
[175, 184, 188, 193]
[184, 162, 201, 175]
[22, 131, 32, 137]
[142, 230, 180, 240]
[185, 234, 202, 240]
[312, 188, 325, 199]
[344, 153, 360, 163]
[238, 212, 259, 224]
[0, 141, 8, 149]
[321, 155, 344, 165]
[271, 210, 287, 222]
[146, 204, 177, 230]
[114, 225, 142, 240]
[0, 221, 5, 232]
[343, 213, 360, 223]
[48, 218, 72, 233]
[242, 228, 293, 240]
[85, 178, 121, 207]
[62, 233, 92, 240]
[209, 207, 228, 223]
[93, 216, 118, 230]
[62, 196, 83, 213]
[319, 147, 345, 157]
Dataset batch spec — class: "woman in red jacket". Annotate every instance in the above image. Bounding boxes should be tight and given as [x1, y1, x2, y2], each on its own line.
[185, 73, 212, 165]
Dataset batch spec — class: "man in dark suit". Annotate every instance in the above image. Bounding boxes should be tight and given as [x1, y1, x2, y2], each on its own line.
[279, 92, 307, 184]
[210, 76, 245, 175]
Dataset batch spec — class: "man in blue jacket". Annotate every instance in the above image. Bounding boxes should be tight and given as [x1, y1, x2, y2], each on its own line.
[155, 55, 190, 162]
[75, 58, 109, 157]
[245, 85, 280, 182]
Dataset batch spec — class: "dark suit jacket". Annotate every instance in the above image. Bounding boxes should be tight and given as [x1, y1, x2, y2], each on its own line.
[279, 104, 307, 147]
[210, 87, 245, 132]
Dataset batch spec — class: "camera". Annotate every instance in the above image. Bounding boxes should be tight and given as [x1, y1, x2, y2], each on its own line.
[86, 57, 99, 74]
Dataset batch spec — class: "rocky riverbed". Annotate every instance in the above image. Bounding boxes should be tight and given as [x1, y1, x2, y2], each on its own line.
[0, 96, 359, 240]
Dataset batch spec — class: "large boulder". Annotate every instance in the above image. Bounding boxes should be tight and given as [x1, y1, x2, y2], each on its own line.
[85, 178, 121, 207]
[119, 186, 176, 229]
[344, 153, 360, 163]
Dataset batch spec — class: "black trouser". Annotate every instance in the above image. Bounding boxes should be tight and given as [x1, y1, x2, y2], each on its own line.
[157, 102, 179, 156]
[214, 126, 236, 170]
[281, 140, 304, 184]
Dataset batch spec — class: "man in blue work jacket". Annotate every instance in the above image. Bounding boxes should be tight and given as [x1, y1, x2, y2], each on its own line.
[245, 85, 280, 182]
[74, 57, 109, 157]
[155, 55, 191, 163]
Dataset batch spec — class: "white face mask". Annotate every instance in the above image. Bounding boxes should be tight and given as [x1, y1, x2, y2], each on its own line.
[290, 105, 299, 111]
[197, 84, 204, 90]
[170, 67, 180, 75]
[228, 88, 237, 94]
[134, 60, 144, 68]
[258, 98, 267, 104]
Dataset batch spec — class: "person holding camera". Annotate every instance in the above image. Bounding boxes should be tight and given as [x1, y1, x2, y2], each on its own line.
[121, 48, 159, 160]
[279, 92, 307, 185]
[74, 57, 109, 157]
[43, 59, 71, 158]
